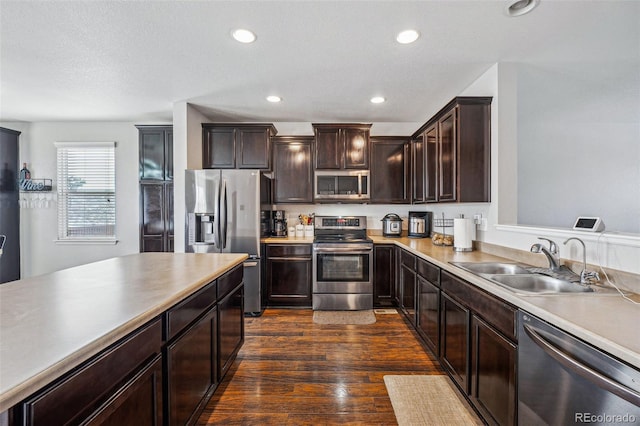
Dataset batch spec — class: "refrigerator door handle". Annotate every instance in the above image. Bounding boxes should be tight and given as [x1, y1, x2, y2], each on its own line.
[222, 179, 228, 249]
[214, 177, 221, 248]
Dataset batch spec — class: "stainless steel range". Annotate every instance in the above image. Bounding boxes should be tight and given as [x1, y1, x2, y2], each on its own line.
[312, 216, 373, 310]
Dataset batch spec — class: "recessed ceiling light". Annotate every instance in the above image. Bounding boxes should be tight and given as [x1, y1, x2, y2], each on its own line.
[231, 29, 257, 43]
[505, 0, 540, 17]
[396, 30, 420, 44]
[266, 95, 282, 103]
[370, 96, 386, 104]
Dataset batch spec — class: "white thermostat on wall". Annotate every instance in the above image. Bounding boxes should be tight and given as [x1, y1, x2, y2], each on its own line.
[573, 217, 605, 232]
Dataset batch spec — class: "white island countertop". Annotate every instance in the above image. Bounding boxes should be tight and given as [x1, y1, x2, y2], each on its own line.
[0, 252, 248, 411]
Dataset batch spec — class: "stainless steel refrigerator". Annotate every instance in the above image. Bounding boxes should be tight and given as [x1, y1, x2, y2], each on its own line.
[185, 169, 268, 316]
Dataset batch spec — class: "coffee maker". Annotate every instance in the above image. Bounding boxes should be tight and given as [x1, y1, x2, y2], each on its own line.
[271, 210, 288, 237]
[408, 211, 432, 238]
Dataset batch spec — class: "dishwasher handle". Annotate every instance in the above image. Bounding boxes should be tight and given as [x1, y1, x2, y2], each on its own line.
[524, 323, 640, 406]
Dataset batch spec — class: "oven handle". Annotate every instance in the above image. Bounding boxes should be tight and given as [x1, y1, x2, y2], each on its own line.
[313, 247, 373, 253]
[524, 323, 640, 406]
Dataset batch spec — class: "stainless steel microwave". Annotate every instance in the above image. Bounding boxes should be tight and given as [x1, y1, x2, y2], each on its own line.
[314, 170, 370, 201]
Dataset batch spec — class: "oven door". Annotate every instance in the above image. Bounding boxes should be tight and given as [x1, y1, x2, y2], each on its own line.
[312, 243, 373, 294]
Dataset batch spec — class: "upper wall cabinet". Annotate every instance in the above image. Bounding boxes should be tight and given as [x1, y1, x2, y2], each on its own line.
[138, 125, 173, 181]
[370, 137, 411, 204]
[272, 137, 314, 204]
[313, 123, 371, 169]
[202, 124, 277, 170]
[413, 97, 492, 203]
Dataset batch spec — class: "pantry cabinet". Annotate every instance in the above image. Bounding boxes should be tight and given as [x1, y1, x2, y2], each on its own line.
[202, 124, 277, 169]
[412, 97, 491, 203]
[313, 123, 371, 169]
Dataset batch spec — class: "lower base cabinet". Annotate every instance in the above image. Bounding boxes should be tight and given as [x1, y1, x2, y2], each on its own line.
[373, 245, 395, 307]
[218, 284, 244, 378]
[166, 306, 217, 426]
[265, 244, 312, 307]
[416, 275, 440, 355]
[470, 315, 516, 426]
[440, 292, 470, 393]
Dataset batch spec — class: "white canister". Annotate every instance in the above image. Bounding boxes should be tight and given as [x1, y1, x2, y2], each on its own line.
[288, 226, 296, 238]
[304, 225, 314, 237]
[295, 224, 304, 238]
[453, 218, 476, 252]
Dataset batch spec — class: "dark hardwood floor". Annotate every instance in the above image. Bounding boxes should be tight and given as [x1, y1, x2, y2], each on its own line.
[197, 308, 443, 425]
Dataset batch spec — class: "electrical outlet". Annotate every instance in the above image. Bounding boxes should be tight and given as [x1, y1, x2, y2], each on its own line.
[473, 214, 482, 224]
[478, 218, 488, 232]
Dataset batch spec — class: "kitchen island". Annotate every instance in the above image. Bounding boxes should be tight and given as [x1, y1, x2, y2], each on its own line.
[0, 252, 247, 423]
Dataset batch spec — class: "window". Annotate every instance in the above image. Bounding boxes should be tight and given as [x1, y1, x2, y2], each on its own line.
[55, 142, 116, 242]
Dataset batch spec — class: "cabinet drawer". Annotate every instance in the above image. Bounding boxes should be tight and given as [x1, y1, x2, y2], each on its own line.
[441, 271, 517, 341]
[166, 279, 217, 341]
[417, 257, 440, 285]
[267, 244, 312, 258]
[400, 249, 416, 268]
[22, 319, 162, 426]
[217, 264, 244, 300]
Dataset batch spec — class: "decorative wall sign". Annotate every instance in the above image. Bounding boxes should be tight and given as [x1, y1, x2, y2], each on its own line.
[19, 178, 53, 192]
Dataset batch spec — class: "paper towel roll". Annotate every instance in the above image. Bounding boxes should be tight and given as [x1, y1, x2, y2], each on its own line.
[453, 218, 476, 252]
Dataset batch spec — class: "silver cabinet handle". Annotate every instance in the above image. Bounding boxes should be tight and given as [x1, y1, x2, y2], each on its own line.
[524, 323, 640, 406]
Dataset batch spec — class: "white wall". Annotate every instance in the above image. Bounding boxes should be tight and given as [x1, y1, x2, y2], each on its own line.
[1, 121, 143, 277]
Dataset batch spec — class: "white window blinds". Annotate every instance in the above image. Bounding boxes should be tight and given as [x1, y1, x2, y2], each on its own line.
[55, 142, 116, 241]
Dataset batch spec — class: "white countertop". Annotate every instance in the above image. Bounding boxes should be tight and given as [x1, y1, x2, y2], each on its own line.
[370, 235, 640, 369]
[0, 252, 248, 411]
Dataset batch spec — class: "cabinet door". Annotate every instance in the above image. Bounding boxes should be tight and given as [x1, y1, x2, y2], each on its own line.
[273, 139, 313, 203]
[314, 127, 342, 169]
[370, 138, 410, 204]
[218, 284, 244, 378]
[424, 124, 438, 202]
[164, 130, 173, 181]
[236, 127, 270, 169]
[203, 127, 235, 168]
[166, 306, 217, 426]
[373, 245, 395, 307]
[417, 275, 440, 356]
[139, 129, 165, 181]
[266, 256, 312, 307]
[400, 264, 416, 325]
[84, 355, 163, 426]
[440, 292, 469, 393]
[412, 135, 425, 203]
[343, 127, 369, 169]
[438, 108, 457, 202]
[140, 183, 165, 253]
[471, 316, 516, 426]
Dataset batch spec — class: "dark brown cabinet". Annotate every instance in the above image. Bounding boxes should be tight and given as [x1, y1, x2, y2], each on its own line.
[19, 319, 163, 426]
[399, 250, 416, 325]
[313, 124, 371, 169]
[272, 137, 314, 204]
[440, 270, 517, 426]
[471, 316, 516, 426]
[370, 137, 411, 204]
[412, 97, 491, 203]
[202, 124, 276, 169]
[416, 258, 440, 356]
[138, 125, 173, 253]
[373, 244, 396, 307]
[218, 282, 244, 378]
[166, 306, 217, 426]
[440, 292, 470, 393]
[265, 244, 312, 307]
[411, 134, 426, 203]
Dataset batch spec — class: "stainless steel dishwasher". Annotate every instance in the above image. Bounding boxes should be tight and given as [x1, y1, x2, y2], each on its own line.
[518, 311, 640, 425]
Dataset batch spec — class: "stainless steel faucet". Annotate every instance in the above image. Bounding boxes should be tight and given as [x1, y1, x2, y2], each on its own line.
[530, 237, 561, 270]
[563, 237, 600, 285]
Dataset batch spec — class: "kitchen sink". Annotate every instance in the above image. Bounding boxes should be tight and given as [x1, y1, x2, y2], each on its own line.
[488, 274, 593, 294]
[451, 262, 531, 275]
[451, 261, 623, 296]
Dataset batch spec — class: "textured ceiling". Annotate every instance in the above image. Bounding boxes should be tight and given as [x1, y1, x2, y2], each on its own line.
[0, 1, 638, 124]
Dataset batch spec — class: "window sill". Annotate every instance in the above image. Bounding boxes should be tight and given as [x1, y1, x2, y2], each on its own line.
[54, 239, 118, 245]
[495, 224, 640, 247]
